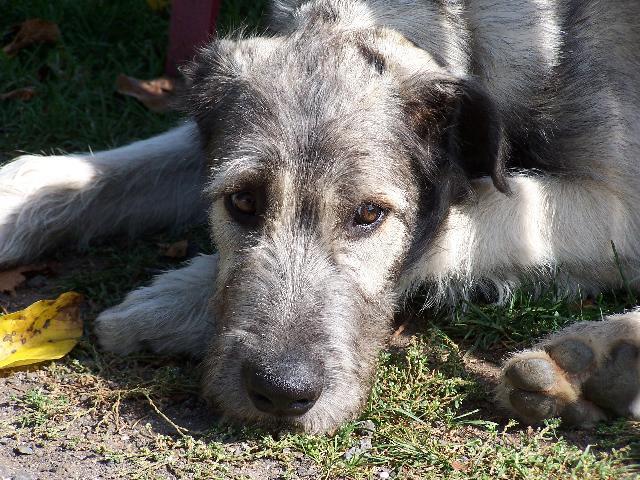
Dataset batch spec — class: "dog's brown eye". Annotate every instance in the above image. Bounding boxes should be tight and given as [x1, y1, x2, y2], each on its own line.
[225, 190, 264, 227]
[229, 192, 257, 215]
[354, 203, 384, 227]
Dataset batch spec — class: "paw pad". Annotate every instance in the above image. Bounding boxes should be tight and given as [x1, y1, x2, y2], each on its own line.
[583, 342, 640, 416]
[509, 390, 557, 420]
[546, 339, 594, 373]
[500, 324, 640, 427]
[505, 357, 556, 391]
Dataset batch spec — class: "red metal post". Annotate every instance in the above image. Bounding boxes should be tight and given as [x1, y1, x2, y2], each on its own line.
[165, 0, 222, 77]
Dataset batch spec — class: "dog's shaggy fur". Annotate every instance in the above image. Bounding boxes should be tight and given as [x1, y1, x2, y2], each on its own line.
[1, 0, 640, 432]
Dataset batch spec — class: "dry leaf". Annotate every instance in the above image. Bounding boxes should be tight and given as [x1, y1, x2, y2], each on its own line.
[0, 268, 28, 295]
[0, 87, 37, 101]
[391, 320, 409, 338]
[450, 460, 469, 472]
[0, 292, 83, 369]
[158, 240, 189, 259]
[3, 19, 61, 56]
[115, 74, 178, 112]
[0, 264, 52, 295]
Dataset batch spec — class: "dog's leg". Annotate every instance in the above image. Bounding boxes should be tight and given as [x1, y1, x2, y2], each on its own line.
[94, 253, 217, 357]
[0, 122, 206, 267]
[497, 312, 640, 426]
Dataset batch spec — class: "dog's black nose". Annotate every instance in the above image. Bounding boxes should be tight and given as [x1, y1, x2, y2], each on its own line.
[243, 357, 323, 416]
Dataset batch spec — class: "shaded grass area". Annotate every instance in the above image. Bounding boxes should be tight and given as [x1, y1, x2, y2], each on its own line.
[1, 1, 639, 479]
[1, 0, 267, 157]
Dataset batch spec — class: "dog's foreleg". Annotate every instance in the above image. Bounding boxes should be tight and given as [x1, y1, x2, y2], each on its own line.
[0, 122, 206, 267]
[94, 253, 217, 356]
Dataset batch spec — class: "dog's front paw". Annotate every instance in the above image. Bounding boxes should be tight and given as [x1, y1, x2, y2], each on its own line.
[94, 302, 148, 356]
[94, 255, 217, 357]
[497, 316, 640, 427]
[94, 286, 186, 356]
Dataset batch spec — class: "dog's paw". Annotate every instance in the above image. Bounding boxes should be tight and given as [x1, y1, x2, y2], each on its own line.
[95, 290, 211, 357]
[94, 302, 148, 356]
[94, 285, 186, 356]
[497, 314, 640, 427]
[94, 255, 218, 357]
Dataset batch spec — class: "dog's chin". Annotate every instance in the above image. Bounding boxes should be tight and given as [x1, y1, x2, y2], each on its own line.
[203, 382, 366, 435]
[213, 410, 345, 435]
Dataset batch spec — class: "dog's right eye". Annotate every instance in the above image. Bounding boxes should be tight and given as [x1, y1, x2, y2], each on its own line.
[225, 191, 261, 225]
[230, 192, 257, 215]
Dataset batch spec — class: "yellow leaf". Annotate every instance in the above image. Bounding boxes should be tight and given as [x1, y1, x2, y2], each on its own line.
[0, 292, 83, 369]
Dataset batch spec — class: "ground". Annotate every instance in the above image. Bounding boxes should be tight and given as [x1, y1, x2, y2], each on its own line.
[1, 1, 639, 479]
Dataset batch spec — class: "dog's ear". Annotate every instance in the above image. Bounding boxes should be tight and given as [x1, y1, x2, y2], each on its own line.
[180, 37, 282, 139]
[403, 77, 509, 194]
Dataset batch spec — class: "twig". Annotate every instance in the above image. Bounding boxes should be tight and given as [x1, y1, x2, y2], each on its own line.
[144, 393, 188, 438]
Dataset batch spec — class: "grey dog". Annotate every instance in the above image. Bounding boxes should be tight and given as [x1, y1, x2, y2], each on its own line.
[1, 0, 640, 433]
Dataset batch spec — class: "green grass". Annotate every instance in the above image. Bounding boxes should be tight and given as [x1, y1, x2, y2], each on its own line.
[1, 1, 639, 479]
[16, 388, 70, 430]
[436, 288, 627, 350]
[0, 0, 267, 159]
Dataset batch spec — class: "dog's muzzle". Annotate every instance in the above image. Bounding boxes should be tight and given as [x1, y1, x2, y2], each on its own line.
[242, 353, 324, 417]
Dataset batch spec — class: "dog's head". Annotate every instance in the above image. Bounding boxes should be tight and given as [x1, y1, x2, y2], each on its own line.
[182, 5, 506, 433]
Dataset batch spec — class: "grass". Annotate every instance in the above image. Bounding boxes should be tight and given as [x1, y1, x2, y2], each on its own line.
[438, 288, 626, 350]
[1, 0, 267, 159]
[1, 1, 639, 479]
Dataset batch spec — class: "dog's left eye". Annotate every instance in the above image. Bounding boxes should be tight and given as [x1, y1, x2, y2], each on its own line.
[354, 203, 385, 228]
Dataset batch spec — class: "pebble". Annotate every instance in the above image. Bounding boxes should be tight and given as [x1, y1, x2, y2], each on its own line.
[359, 437, 372, 450]
[296, 466, 316, 477]
[343, 447, 359, 461]
[14, 446, 34, 456]
[342, 437, 373, 461]
[13, 473, 36, 480]
[356, 420, 376, 435]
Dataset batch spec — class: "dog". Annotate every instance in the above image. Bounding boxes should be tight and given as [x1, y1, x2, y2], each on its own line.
[1, 0, 640, 433]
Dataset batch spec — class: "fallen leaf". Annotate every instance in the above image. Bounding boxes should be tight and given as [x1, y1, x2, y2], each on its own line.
[0, 292, 83, 369]
[158, 240, 189, 259]
[3, 19, 61, 56]
[391, 320, 409, 338]
[115, 74, 179, 112]
[14, 445, 35, 456]
[0, 268, 28, 296]
[0, 87, 36, 101]
[0, 264, 54, 295]
[450, 460, 469, 472]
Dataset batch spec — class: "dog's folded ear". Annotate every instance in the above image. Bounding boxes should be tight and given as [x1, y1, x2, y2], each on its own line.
[180, 36, 282, 140]
[403, 76, 510, 195]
